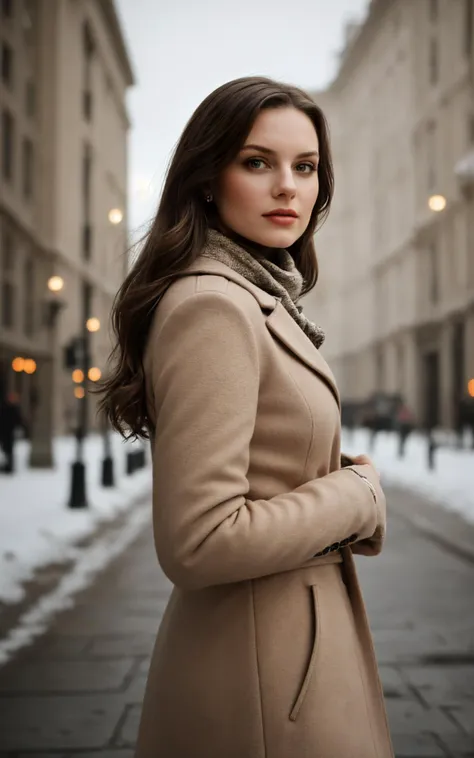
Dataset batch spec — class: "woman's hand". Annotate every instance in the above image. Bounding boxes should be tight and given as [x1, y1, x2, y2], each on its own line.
[351, 454, 380, 478]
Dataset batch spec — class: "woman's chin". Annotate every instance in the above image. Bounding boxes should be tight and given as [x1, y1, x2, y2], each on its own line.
[242, 225, 300, 249]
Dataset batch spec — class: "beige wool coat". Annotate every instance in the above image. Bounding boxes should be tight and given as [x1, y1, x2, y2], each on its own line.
[135, 256, 394, 758]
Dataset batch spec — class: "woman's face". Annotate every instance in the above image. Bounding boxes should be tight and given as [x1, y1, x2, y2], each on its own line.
[214, 107, 320, 248]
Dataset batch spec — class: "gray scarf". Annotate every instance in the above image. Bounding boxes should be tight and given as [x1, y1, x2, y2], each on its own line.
[202, 229, 325, 350]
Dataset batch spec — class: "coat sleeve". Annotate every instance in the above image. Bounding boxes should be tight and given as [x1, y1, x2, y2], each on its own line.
[149, 289, 381, 589]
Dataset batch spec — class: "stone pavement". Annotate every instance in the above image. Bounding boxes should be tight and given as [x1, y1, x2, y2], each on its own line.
[0, 487, 473, 757]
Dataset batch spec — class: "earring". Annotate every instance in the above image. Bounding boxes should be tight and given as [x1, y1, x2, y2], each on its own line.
[205, 193, 213, 203]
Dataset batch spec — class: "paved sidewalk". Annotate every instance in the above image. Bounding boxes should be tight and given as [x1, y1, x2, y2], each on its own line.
[0, 487, 473, 757]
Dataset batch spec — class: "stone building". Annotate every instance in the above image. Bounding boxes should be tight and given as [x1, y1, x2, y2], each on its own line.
[307, 0, 474, 430]
[0, 0, 134, 464]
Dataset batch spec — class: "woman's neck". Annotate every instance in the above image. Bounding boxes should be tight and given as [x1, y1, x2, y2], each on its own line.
[213, 224, 283, 264]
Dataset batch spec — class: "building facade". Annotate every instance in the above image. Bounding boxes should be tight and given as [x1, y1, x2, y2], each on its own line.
[307, 0, 474, 429]
[0, 0, 133, 461]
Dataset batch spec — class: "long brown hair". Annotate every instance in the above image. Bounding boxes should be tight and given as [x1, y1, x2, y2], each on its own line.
[98, 76, 334, 439]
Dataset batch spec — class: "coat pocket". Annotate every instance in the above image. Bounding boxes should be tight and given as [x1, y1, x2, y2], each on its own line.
[289, 584, 320, 722]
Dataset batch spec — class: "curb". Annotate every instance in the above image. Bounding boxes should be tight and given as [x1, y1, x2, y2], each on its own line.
[0, 489, 152, 664]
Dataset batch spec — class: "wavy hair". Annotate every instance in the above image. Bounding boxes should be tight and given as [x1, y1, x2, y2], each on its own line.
[97, 76, 334, 439]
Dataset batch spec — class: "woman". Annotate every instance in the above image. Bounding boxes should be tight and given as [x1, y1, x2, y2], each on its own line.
[100, 77, 393, 758]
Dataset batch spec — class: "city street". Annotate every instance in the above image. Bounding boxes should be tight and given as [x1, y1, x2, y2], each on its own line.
[0, 486, 472, 757]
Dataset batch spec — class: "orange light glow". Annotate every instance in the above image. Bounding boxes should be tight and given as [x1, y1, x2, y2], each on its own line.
[12, 357, 25, 372]
[23, 359, 37, 374]
[88, 367, 102, 382]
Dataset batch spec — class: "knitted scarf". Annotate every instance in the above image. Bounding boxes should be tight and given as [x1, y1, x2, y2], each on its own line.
[201, 229, 325, 350]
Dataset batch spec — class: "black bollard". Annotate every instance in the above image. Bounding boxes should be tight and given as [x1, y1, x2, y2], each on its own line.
[101, 455, 114, 487]
[427, 431, 436, 470]
[69, 460, 87, 508]
[126, 450, 135, 475]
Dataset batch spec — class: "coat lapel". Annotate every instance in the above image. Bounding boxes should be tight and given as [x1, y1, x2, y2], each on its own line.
[266, 302, 340, 408]
[179, 257, 340, 407]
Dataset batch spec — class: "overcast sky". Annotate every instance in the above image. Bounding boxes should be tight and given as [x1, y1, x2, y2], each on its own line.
[115, 0, 369, 235]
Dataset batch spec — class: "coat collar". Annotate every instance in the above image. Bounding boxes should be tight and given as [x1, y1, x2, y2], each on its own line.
[179, 257, 340, 407]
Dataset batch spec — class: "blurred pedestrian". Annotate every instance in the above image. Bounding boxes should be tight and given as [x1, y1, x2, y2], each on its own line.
[0, 391, 25, 474]
[396, 400, 415, 457]
[99, 77, 393, 758]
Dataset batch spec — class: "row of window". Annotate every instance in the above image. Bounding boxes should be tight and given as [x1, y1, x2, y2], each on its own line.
[424, 111, 474, 195]
[428, 0, 473, 86]
[1, 41, 36, 118]
[1, 109, 34, 199]
[1, 231, 35, 335]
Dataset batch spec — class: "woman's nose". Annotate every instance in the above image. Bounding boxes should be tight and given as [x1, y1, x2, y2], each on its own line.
[273, 168, 297, 198]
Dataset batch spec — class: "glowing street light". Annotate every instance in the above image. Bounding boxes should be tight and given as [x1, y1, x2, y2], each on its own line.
[468, 379, 474, 398]
[428, 194, 446, 212]
[47, 275, 64, 292]
[88, 366, 102, 382]
[12, 357, 25, 372]
[72, 369, 84, 383]
[108, 208, 123, 225]
[86, 317, 100, 333]
[74, 386, 85, 399]
[23, 359, 37, 374]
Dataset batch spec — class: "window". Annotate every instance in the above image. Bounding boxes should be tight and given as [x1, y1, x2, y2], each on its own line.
[1, 43, 13, 88]
[24, 258, 34, 336]
[429, 37, 439, 85]
[426, 120, 437, 190]
[469, 113, 474, 145]
[1, 228, 14, 272]
[22, 0, 36, 47]
[2, 109, 14, 182]
[82, 144, 93, 259]
[22, 138, 34, 199]
[82, 144, 92, 208]
[428, 242, 439, 304]
[82, 222, 92, 260]
[465, 0, 473, 58]
[82, 281, 92, 323]
[1, 280, 14, 328]
[2, 0, 13, 18]
[82, 22, 94, 122]
[1, 231, 15, 330]
[25, 79, 35, 118]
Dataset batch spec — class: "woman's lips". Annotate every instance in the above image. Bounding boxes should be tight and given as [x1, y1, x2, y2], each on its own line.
[263, 215, 297, 226]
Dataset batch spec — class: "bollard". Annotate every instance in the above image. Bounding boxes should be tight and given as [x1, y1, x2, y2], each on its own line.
[126, 450, 135, 475]
[427, 431, 436, 470]
[101, 455, 115, 487]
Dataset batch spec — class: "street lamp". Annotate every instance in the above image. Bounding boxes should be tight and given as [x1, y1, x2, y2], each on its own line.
[47, 275, 64, 293]
[29, 274, 65, 468]
[86, 317, 100, 332]
[68, 313, 102, 508]
[428, 194, 446, 212]
[108, 208, 123, 225]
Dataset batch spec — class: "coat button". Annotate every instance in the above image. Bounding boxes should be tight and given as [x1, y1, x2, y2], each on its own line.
[339, 537, 350, 547]
[321, 546, 331, 555]
[348, 533, 359, 543]
[329, 542, 340, 552]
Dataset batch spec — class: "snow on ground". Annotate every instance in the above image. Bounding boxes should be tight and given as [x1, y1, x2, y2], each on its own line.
[0, 434, 152, 604]
[341, 427, 474, 525]
[1, 425, 472, 611]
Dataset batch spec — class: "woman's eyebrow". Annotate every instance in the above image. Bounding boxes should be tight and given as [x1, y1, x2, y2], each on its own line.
[240, 144, 319, 159]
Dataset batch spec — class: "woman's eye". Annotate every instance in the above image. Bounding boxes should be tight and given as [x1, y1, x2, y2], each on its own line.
[246, 158, 267, 170]
[296, 162, 317, 173]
